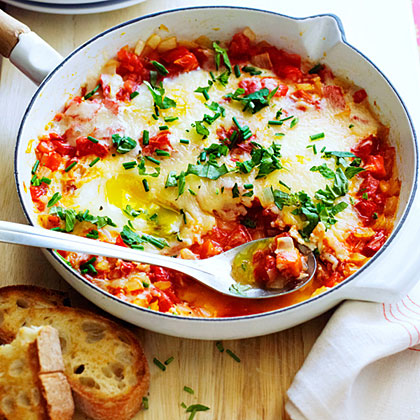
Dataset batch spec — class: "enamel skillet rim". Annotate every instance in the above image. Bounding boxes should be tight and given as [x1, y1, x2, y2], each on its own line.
[14, 6, 418, 323]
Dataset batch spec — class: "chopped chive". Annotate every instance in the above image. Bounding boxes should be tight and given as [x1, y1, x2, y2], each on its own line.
[64, 161, 77, 172]
[164, 356, 174, 365]
[209, 71, 216, 81]
[279, 180, 291, 190]
[151, 60, 169, 75]
[142, 130, 149, 146]
[122, 161, 137, 170]
[188, 188, 196, 196]
[153, 357, 166, 371]
[290, 117, 299, 128]
[145, 156, 160, 165]
[275, 133, 285, 137]
[310, 132, 325, 141]
[41, 177, 51, 185]
[216, 341, 224, 352]
[244, 183, 253, 189]
[31, 160, 40, 175]
[142, 179, 150, 192]
[349, 124, 354, 128]
[180, 209, 187, 225]
[202, 89, 210, 101]
[87, 136, 99, 144]
[89, 157, 100, 167]
[152, 114, 159, 120]
[47, 192, 62, 207]
[180, 139, 190, 144]
[130, 91, 139, 100]
[184, 386, 194, 394]
[159, 125, 169, 131]
[200, 151, 206, 162]
[320, 146, 326, 153]
[142, 397, 149, 410]
[226, 349, 241, 362]
[156, 149, 170, 157]
[232, 116, 241, 129]
[234, 64, 241, 78]
[164, 116, 178, 122]
[373, 212, 378, 219]
[268, 120, 283, 126]
[84, 84, 100, 100]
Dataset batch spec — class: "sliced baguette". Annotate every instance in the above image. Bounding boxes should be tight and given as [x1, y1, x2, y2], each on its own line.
[0, 286, 150, 420]
[0, 325, 74, 420]
[0, 285, 69, 343]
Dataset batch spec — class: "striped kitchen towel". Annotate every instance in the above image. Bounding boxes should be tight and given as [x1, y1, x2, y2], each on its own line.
[286, 280, 420, 420]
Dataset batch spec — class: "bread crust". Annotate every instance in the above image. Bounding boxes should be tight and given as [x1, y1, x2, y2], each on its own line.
[0, 285, 150, 420]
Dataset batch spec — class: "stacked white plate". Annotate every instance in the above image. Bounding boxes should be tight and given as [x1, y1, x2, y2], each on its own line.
[2, 0, 146, 14]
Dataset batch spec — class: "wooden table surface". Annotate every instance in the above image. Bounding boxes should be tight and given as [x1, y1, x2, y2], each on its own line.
[0, 1, 334, 419]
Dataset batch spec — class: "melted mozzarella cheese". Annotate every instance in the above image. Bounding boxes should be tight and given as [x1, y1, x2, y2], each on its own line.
[43, 66, 384, 260]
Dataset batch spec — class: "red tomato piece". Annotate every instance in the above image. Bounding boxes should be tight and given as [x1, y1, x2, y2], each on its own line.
[157, 293, 174, 312]
[150, 266, 171, 283]
[120, 261, 136, 276]
[41, 152, 62, 171]
[323, 85, 346, 109]
[238, 78, 262, 94]
[226, 225, 252, 249]
[115, 235, 129, 247]
[116, 47, 145, 81]
[162, 47, 199, 72]
[362, 230, 387, 257]
[228, 32, 251, 60]
[142, 131, 172, 155]
[353, 89, 367, 104]
[358, 173, 380, 197]
[351, 134, 379, 160]
[199, 239, 224, 259]
[30, 183, 48, 201]
[364, 155, 387, 179]
[76, 136, 109, 158]
[355, 199, 377, 221]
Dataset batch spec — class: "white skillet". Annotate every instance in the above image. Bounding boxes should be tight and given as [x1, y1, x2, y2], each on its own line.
[0, 7, 419, 339]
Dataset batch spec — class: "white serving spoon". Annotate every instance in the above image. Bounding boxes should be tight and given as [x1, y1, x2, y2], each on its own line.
[0, 221, 316, 299]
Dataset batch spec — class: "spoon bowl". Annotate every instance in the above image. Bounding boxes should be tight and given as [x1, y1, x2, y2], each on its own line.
[0, 221, 316, 299]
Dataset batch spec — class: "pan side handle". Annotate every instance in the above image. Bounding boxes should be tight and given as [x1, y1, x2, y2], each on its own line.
[0, 10, 63, 85]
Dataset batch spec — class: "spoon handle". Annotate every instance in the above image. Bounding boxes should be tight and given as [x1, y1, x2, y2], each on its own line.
[0, 221, 212, 279]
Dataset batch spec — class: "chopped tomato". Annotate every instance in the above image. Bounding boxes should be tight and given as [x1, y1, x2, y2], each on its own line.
[120, 261, 136, 276]
[30, 183, 48, 201]
[76, 136, 109, 158]
[115, 235, 129, 247]
[225, 225, 252, 249]
[352, 134, 379, 160]
[116, 47, 146, 81]
[228, 32, 252, 60]
[41, 152, 62, 171]
[359, 173, 380, 197]
[355, 199, 378, 222]
[162, 47, 199, 72]
[198, 239, 224, 259]
[364, 155, 386, 179]
[353, 89, 367, 103]
[238, 77, 288, 97]
[362, 230, 387, 257]
[149, 266, 171, 283]
[157, 292, 174, 312]
[116, 79, 138, 102]
[323, 85, 346, 109]
[142, 131, 172, 155]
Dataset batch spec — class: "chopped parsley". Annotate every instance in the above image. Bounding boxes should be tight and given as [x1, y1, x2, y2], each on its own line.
[194, 80, 213, 101]
[120, 225, 168, 249]
[310, 163, 335, 179]
[232, 183, 240, 198]
[242, 65, 262, 75]
[151, 60, 169, 75]
[112, 134, 137, 154]
[144, 81, 176, 109]
[47, 192, 62, 207]
[234, 64, 241, 78]
[213, 42, 232, 72]
[229, 283, 251, 296]
[226, 87, 278, 114]
[130, 91, 139, 100]
[183, 386, 194, 394]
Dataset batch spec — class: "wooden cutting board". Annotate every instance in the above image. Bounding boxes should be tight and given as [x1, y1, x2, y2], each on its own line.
[0, 1, 350, 419]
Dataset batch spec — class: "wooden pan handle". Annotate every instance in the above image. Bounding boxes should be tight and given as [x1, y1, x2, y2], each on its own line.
[0, 10, 30, 58]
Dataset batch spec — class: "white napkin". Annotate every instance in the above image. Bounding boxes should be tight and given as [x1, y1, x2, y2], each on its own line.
[286, 281, 420, 420]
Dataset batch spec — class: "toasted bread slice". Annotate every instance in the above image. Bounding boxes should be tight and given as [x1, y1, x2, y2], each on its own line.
[0, 286, 68, 343]
[0, 326, 74, 420]
[0, 286, 150, 420]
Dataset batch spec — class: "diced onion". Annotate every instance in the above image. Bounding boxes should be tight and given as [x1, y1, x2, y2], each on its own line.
[134, 39, 145, 56]
[146, 34, 161, 49]
[243, 27, 256, 42]
[157, 36, 177, 53]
